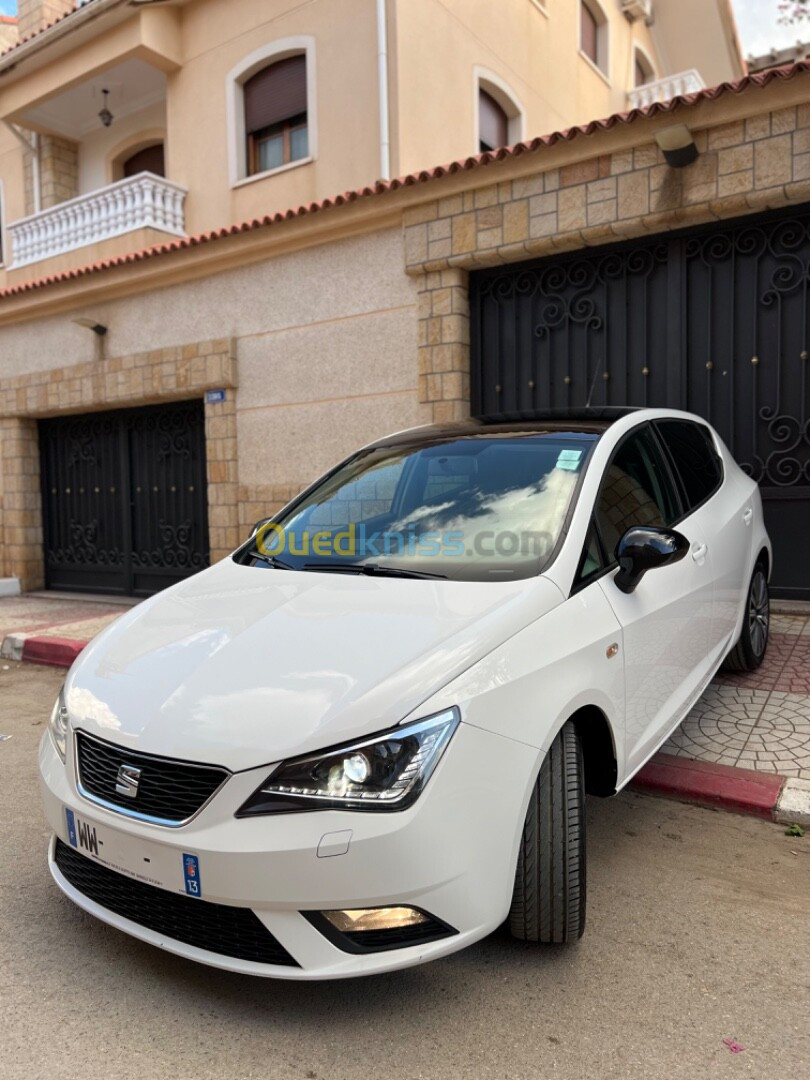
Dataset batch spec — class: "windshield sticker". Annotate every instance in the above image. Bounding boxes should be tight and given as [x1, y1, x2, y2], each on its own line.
[556, 449, 583, 472]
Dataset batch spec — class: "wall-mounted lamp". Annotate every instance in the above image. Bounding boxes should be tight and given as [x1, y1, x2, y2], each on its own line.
[98, 89, 114, 129]
[654, 124, 699, 168]
[73, 317, 108, 337]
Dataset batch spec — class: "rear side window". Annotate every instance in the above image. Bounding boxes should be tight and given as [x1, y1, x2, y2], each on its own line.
[655, 420, 722, 513]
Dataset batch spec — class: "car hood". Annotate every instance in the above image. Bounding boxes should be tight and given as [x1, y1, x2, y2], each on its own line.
[65, 558, 564, 770]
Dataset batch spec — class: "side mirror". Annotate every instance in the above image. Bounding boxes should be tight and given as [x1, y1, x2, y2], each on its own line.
[614, 525, 690, 595]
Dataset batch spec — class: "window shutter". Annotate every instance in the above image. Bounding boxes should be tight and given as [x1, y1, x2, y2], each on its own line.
[244, 55, 307, 134]
[123, 143, 166, 179]
[479, 90, 509, 151]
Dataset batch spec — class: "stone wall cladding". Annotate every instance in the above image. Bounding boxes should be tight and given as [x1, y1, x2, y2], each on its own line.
[39, 135, 79, 209]
[403, 105, 810, 420]
[0, 338, 238, 588]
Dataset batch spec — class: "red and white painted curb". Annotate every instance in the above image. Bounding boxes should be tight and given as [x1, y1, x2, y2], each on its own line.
[0, 632, 86, 668]
[631, 752, 810, 826]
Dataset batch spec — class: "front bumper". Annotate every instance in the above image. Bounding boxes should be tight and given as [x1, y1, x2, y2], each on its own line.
[40, 721, 535, 979]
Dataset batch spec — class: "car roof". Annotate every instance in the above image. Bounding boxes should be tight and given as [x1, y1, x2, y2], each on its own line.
[370, 407, 644, 449]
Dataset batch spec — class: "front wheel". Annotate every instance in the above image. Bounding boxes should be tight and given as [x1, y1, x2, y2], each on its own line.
[509, 721, 586, 944]
[724, 563, 770, 673]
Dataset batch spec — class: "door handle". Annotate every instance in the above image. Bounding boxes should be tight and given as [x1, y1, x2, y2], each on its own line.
[691, 543, 708, 563]
[743, 508, 753, 526]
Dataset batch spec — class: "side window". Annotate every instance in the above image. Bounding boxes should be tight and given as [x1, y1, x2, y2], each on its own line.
[595, 426, 680, 560]
[655, 420, 723, 513]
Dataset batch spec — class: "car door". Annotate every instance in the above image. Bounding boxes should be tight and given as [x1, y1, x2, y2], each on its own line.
[589, 423, 716, 776]
[654, 419, 748, 656]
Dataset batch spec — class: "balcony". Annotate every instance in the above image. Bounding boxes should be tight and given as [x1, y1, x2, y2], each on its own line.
[628, 70, 706, 110]
[8, 173, 187, 270]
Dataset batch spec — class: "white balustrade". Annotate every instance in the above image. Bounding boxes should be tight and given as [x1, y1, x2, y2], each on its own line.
[8, 172, 188, 269]
[628, 69, 706, 110]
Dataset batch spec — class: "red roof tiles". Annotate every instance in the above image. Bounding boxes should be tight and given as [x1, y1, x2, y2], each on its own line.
[0, 2, 82, 58]
[1, 58, 809, 303]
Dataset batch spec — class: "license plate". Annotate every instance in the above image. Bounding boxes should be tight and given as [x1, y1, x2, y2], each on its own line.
[63, 807, 198, 896]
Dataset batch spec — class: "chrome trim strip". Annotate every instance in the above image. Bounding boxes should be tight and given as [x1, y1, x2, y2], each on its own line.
[73, 729, 231, 829]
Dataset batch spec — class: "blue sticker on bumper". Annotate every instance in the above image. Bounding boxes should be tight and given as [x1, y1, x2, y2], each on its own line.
[183, 853, 201, 898]
[65, 807, 78, 848]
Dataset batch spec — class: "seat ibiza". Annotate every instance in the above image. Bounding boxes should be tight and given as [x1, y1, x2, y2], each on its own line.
[40, 408, 771, 979]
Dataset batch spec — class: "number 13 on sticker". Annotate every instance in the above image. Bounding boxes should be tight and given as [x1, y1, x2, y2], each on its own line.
[183, 853, 201, 897]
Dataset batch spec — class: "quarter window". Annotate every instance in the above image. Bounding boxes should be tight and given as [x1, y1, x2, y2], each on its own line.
[655, 420, 723, 513]
[594, 426, 680, 560]
[244, 55, 308, 176]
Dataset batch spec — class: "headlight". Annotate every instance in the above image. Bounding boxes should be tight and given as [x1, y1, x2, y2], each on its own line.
[236, 707, 459, 816]
[49, 690, 69, 762]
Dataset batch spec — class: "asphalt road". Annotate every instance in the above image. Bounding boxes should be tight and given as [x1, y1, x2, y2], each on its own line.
[1, 661, 808, 1080]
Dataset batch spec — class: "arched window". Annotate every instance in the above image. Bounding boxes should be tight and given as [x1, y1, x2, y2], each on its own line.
[580, 0, 608, 75]
[244, 54, 308, 176]
[227, 37, 316, 185]
[122, 143, 165, 179]
[479, 90, 508, 153]
[476, 71, 524, 153]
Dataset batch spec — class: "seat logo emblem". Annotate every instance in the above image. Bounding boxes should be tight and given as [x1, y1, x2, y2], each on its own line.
[115, 764, 142, 799]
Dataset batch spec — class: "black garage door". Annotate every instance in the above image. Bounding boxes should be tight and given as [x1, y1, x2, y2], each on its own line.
[471, 207, 810, 600]
[39, 400, 210, 596]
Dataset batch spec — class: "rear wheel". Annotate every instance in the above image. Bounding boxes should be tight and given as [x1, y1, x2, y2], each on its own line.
[724, 563, 770, 673]
[509, 721, 585, 944]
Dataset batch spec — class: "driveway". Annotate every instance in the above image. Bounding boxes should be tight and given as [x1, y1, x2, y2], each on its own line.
[1, 661, 808, 1080]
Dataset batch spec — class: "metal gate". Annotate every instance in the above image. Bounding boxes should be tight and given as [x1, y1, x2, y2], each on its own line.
[470, 207, 810, 600]
[39, 400, 210, 596]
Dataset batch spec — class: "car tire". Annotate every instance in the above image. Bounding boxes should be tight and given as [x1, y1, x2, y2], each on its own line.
[723, 563, 770, 673]
[509, 720, 586, 944]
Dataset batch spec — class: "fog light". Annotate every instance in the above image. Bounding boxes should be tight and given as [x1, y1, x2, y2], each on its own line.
[322, 906, 429, 933]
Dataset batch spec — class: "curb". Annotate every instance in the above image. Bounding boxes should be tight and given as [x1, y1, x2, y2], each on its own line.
[631, 753, 787, 820]
[0, 632, 86, 668]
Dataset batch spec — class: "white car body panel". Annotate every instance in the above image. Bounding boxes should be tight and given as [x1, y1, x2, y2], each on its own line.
[40, 407, 772, 978]
[65, 560, 564, 771]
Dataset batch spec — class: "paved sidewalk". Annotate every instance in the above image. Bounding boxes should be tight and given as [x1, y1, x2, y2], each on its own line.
[663, 614, 810, 780]
[0, 594, 131, 665]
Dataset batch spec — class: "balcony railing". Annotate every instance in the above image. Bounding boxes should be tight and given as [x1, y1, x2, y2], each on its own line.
[628, 69, 706, 110]
[8, 172, 188, 269]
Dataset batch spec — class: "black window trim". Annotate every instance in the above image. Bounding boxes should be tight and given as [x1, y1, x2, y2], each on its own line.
[651, 418, 725, 523]
[570, 420, 685, 597]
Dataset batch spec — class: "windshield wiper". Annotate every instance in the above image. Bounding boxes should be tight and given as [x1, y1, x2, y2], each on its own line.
[302, 562, 447, 580]
[247, 550, 296, 570]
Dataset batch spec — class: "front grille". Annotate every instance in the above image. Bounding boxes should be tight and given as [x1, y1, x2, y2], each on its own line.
[54, 840, 298, 967]
[75, 731, 229, 825]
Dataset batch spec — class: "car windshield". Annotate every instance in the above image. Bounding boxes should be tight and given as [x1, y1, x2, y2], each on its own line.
[238, 432, 598, 582]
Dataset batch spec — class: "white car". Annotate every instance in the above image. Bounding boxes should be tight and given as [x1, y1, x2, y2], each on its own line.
[40, 408, 771, 979]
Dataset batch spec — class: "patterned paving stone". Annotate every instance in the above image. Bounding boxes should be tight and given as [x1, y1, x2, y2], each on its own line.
[665, 616, 810, 778]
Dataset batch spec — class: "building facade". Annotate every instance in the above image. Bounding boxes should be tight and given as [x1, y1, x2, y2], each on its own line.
[7, 2, 809, 602]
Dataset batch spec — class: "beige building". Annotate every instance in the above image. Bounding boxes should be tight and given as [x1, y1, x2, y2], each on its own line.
[8, 1, 809, 604]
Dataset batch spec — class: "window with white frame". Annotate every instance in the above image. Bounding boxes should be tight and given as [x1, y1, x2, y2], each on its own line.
[580, 0, 608, 76]
[227, 37, 316, 186]
[476, 73, 524, 153]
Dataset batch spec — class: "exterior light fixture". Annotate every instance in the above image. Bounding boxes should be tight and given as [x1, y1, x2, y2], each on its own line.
[654, 124, 698, 168]
[98, 89, 114, 128]
[73, 317, 108, 337]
